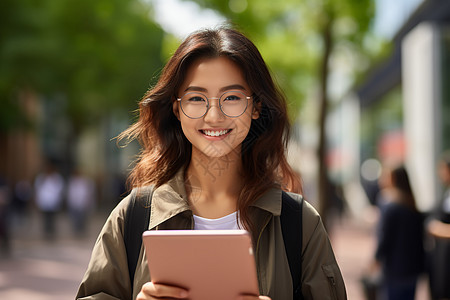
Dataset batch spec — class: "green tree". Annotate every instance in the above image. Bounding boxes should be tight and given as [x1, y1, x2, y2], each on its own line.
[0, 0, 165, 167]
[187, 0, 374, 224]
[45, 0, 165, 133]
[1, 0, 164, 132]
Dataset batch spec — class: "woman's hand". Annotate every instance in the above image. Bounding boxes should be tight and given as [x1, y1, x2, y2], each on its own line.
[136, 282, 189, 300]
[427, 219, 450, 239]
[136, 282, 271, 300]
[238, 295, 271, 300]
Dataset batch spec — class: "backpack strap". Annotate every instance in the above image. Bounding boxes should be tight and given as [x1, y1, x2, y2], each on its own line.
[123, 187, 303, 299]
[281, 191, 304, 300]
[124, 186, 153, 286]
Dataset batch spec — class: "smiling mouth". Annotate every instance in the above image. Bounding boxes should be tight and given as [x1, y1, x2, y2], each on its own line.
[201, 129, 231, 137]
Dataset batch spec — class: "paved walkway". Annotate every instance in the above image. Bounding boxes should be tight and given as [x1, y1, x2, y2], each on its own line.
[0, 207, 431, 300]
[0, 210, 106, 300]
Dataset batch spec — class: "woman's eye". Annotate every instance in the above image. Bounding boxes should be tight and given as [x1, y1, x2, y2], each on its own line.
[224, 95, 241, 101]
[188, 96, 205, 102]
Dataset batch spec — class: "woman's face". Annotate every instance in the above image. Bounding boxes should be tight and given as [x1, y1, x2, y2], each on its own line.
[378, 168, 393, 189]
[438, 161, 450, 185]
[173, 56, 259, 159]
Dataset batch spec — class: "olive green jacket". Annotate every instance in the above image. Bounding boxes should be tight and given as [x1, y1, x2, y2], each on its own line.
[76, 172, 347, 300]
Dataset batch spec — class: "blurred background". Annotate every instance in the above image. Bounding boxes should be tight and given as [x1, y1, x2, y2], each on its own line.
[1, 0, 449, 299]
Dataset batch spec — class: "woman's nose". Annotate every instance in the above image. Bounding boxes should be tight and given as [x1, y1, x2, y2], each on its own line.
[204, 99, 225, 122]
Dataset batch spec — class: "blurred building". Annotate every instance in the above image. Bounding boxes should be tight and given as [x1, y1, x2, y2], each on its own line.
[0, 92, 136, 209]
[355, 0, 450, 212]
[0, 90, 41, 185]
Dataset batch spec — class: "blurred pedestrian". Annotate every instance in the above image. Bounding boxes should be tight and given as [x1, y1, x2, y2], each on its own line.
[67, 169, 96, 236]
[426, 151, 450, 300]
[34, 162, 64, 240]
[12, 179, 33, 226]
[0, 175, 11, 255]
[368, 165, 425, 300]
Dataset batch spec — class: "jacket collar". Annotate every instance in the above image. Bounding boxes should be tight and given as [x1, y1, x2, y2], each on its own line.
[148, 169, 282, 229]
[252, 188, 282, 216]
[148, 170, 190, 230]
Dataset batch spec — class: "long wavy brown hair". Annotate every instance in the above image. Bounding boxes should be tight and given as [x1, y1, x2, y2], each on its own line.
[118, 26, 302, 230]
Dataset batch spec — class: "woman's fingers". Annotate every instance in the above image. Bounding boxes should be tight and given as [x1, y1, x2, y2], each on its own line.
[136, 282, 189, 300]
[237, 295, 271, 300]
[137, 283, 270, 300]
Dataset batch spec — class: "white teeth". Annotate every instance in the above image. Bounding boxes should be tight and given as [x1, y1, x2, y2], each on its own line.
[203, 130, 229, 137]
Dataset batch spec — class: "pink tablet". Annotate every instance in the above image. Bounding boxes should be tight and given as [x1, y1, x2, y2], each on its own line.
[142, 230, 259, 300]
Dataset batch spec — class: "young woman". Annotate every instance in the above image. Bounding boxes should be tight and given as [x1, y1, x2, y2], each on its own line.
[76, 27, 346, 300]
[371, 165, 424, 300]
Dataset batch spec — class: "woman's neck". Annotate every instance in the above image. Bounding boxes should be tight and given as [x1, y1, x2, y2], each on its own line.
[185, 149, 243, 218]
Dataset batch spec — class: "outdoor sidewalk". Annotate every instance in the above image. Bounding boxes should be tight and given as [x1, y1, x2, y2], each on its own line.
[0, 207, 431, 300]
[0, 209, 107, 300]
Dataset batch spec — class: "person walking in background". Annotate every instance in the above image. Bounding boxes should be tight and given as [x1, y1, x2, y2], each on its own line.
[0, 175, 11, 255]
[426, 151, 450, 300]
[67, 168, 96, 237]
[34, 162, 65, 240]
[12, 179, 33, 226]
[369, 165, 425, 300]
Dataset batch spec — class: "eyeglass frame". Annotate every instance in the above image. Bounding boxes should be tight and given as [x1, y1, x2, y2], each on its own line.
[176, 90, 253, 119]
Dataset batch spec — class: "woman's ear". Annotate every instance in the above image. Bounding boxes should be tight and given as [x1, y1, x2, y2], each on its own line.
[173, 100, 180, 120]
[252, 101, 261, 120]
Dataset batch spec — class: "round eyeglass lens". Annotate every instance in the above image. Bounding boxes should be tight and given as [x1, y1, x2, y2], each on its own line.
[220, 91, 248, 117]
[179, 92, 208, 119]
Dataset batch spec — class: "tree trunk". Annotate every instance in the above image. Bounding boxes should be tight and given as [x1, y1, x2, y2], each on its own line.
[317, 16, 333, 230]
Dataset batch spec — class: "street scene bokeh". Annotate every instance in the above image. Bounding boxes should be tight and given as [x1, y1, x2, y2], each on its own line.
[1, 0, 449, 299]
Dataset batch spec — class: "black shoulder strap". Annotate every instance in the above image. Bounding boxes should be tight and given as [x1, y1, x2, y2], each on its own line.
[124, 186, 153, 286]
[281, 191, 304, 300]
[124, 188, 302, 299]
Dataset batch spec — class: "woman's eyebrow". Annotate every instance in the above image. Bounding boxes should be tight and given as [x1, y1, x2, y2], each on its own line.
[219, 84, 247, 92]
[184, 86, 207, 93]
[183, 84, 247, 93]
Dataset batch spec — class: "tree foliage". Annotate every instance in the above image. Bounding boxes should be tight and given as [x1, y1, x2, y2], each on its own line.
[187, 0, 375, 223]
[0, 0, 165, 133]
[186, 0, 373, 117]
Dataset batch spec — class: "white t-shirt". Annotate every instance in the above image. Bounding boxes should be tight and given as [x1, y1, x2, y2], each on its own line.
[34, 172, 64, 211]
[67, 175, 95, 211]
[193, 211, 240, 230]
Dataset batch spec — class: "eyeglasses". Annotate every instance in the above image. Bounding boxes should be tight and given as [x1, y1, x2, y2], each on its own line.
[176, 90, 251, 119]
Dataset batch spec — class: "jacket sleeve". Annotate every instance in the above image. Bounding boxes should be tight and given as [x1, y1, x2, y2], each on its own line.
[76, 196, 133, 300]
[301, 201, 347, 300]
